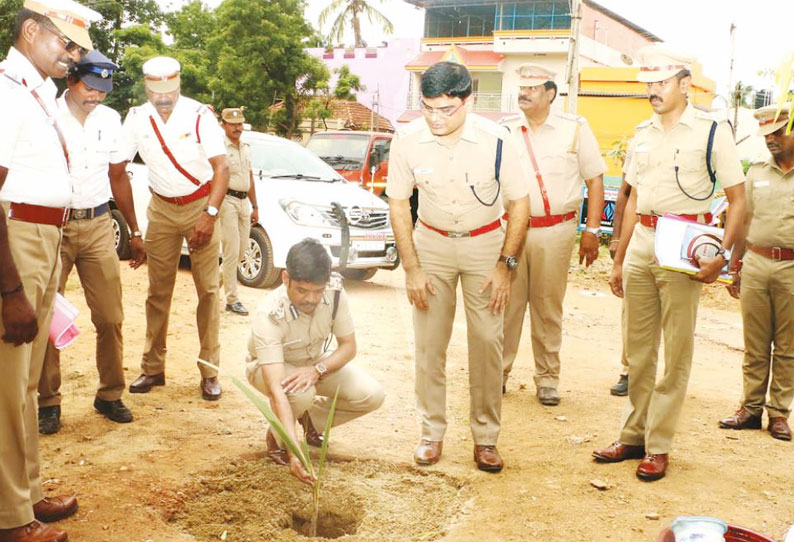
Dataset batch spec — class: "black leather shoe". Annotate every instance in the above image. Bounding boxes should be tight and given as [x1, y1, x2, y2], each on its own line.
[38, 406, 61, 435]
[225, 302, 249, 316]
[537, 387, 560, 406]
[129, 373, 165, 393]
[201, 377, 222, 401]
[93, 398, 133, 423]
[610, 374, 628, 396]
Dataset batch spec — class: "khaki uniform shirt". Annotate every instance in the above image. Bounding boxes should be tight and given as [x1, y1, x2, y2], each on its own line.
[501, 111, 606, 216]
[626, 103, 745, 215]
[386, 114, 529, 231]
[247, 276, 354, 369]
[224, 135, 252, 192]
[745, 157, 794, 248]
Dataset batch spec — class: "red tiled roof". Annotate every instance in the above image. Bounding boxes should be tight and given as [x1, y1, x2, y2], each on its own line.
[270, 99, 394, 132]
[406, 45, 504, 71]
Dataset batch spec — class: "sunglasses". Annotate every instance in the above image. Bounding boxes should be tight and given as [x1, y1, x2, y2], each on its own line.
[41, 22, 87, 56]
[419, 98, 466, 119]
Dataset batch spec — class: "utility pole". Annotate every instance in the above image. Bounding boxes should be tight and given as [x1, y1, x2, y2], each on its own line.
[565, 0, 582, 114]
[728, 23, 738, 138]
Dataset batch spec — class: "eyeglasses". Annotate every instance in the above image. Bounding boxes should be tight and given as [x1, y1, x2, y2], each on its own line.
[419, 99, 466, 119]
[40, 22, 87, 56]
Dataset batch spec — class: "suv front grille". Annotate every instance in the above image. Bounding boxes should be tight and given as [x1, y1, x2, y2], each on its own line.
[319, 206, 389, 229]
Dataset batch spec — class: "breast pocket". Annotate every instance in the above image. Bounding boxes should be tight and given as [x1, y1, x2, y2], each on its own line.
[675, 149, 711, 195]
[415, 173, 438, 198]
[174, 136, 201, 163]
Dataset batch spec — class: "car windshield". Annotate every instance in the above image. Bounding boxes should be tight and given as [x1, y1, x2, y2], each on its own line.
[306, 134, 370, 167]
[247, 137, 343, 180]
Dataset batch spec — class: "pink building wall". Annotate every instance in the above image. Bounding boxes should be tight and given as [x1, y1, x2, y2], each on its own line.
[581, 3, 657, 56]
[306, 38, 421, 128]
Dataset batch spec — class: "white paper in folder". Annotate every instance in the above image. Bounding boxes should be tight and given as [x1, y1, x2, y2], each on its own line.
[653, 214, 733, 285]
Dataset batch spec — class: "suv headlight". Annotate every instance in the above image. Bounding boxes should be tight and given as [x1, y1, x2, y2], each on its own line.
[281, 200, 334, 226]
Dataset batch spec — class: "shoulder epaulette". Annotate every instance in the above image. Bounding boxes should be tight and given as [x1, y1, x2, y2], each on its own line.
[396, 117, 426, 138]
[636, 119, 652, 129]
[556, 111, 585, 123]
[498, 114, 522, 126]
[327, 272, 344, 291]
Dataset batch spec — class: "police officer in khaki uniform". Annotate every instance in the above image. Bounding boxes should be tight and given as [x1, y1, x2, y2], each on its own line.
[388, 61, 530, 472]
[593, 46, 746, 481]
[719, 104, 794, 441]
[0, 2, 101, 540]
[37, 50, 146, 435]
[121, 56, 229, 401]
[219, 107, 258, 316]
[500, 64, 606, 406]
[246, 238, 384, 484]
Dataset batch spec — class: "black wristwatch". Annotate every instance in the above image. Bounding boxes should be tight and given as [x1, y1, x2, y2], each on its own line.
[498, 254, 518, 270]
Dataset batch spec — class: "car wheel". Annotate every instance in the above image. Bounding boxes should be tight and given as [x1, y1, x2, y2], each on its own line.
[238, 227, 281, 288]
[341, 268, 378, 281]
[111, 208, 131, 260]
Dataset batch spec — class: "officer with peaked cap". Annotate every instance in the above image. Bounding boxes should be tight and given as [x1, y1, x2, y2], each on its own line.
[719, 103, 794, 442]
[593, 45, 746, 481]
[0, 1, 101, 539]
[36, 49, 146, 436]
[121, 56, 230, 401]
[219, 106, 259, 316]
[500, 63, 606, 405]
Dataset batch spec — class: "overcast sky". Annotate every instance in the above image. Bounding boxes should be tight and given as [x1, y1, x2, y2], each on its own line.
[164, 0, 791, 100]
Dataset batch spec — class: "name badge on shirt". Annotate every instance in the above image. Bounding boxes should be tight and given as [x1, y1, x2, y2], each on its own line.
[753, 181, 770, 188]
[414, 167, 433, 175]
[178, 132, 192, 140]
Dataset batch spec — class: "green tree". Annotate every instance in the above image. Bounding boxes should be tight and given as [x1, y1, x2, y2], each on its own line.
[87, 0, 165, 62]
[319, 0, 393, 48]
[0, 0, 23, 56]
[333, 65, 363, 99]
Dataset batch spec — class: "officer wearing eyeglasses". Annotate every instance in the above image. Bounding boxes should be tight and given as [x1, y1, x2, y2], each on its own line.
[0, 1, 102, 540]
[387, 61, 530, 473]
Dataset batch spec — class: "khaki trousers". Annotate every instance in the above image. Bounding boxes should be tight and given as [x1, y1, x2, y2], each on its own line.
[38, 213, 125, 407]
[739, 251, 794, 418]
[619, 225, 702, 454]
[503, 219, 578, 388]
[248, 357, 384, 431]
[219, 194, 250, 305]
[141, 194, 221, 378]
[0, 212, 61, 529]
[619, 302, 629, 377]
[413, 224, 504, 445]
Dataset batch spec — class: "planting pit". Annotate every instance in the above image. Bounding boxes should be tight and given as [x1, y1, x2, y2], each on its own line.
[166, 456, 465, 541]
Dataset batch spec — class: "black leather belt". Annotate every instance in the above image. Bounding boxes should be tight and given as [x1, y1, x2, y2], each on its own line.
[68, 202, 110, 221]
[227, 188, 248, 199]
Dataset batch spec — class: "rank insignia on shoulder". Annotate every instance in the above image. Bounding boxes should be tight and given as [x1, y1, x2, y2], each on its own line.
[327, 272, 344, 291]
[268, 300, 288, 323]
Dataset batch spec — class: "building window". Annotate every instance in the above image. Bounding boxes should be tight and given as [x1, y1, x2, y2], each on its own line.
[425, 4, 495, 38]
[424, 1, 572, 37]
[498, 1, 571, 31]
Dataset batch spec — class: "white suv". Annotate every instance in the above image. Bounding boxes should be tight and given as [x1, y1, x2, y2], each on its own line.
[112, 130, 398, 287]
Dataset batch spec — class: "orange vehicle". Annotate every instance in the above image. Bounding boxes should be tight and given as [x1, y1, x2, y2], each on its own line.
[306, 131, 392, 195]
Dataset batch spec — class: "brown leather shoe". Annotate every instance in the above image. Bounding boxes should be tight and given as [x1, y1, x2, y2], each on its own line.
[474, 445, 504, 473]
[298, 412, 323, 448]
[636, 453, 668, 481]
[537, 387, 560, 406]
[0, 521, 67, 542]
[33, 495, 78, 523]
[592, 441, 645, 463]
[200, 377, 221, 401]
[128, 373, 165, 393]
[266, 428, 288, 466]
[768, 417, 792, 441]
[719, 407, 762, 430]
[413, 440, 442, 466]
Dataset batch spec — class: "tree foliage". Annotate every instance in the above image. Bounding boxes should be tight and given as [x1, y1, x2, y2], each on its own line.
[318, 0, 393, 48]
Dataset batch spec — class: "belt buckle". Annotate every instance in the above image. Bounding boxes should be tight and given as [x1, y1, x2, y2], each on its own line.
[447, 231, 469, 238]
[72, 208, 86, 220]
[772, 247, 782, 261]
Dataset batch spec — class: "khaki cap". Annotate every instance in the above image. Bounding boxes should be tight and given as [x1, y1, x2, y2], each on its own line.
[517, 63, 556, 88]
[24, 0, 101, 51]
[221, 107, 245, 124]
[142, 56, 181, 93]
[635, 45, 695, 83]
[754, 103, 791, 136]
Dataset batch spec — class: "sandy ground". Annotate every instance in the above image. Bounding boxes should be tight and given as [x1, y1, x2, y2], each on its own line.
[39, 248, 793, 542]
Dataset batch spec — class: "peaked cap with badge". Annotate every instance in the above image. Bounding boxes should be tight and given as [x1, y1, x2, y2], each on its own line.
[23, 0, 101, 51]
[142, 56, 181, 93]
[754, 103, 791, 136]
[221, 107, 245, 124]
[517, 63, 556, 88]
[635, 45, 695, 83]
[72, 49, 117, 92]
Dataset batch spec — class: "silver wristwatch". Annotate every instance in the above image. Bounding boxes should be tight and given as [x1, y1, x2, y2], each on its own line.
[314, 362, 328, 379]
[584, 226, 601, 237]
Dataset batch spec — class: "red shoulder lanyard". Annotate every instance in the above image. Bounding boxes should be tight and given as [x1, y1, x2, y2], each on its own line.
[148, 115, 202, 186]
[520, 125, 551, 217]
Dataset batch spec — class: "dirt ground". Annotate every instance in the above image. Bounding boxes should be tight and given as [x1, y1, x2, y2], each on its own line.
[40, 247, 793, 542]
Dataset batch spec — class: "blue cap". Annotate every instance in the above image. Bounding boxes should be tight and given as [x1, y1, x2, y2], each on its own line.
[73, 50, 118, 93]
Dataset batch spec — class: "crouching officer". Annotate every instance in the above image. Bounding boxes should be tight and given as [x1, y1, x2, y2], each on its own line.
[719, 104, 794, 441]
[246, 238, 384, 484]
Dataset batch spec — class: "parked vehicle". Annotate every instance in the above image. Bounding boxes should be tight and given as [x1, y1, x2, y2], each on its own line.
[306, 131, 392, 195]
[113, 130, 398, 287]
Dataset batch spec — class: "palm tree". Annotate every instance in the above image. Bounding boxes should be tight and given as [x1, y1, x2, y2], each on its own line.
[319, 0, 394, 48]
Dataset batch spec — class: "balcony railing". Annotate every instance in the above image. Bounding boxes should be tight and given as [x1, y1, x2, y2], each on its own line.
[407, 92, 518, 112]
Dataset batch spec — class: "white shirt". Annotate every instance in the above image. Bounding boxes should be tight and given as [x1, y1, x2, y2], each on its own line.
[57, 93, 125, 209]
[0, 47, 71, 207]
[121, 95, 225, 197]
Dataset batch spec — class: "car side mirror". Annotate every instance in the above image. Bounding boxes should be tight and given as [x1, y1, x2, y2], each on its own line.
[369, 147, 381, 169]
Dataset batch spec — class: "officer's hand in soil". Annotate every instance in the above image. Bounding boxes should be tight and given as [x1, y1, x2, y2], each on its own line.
[129, 237, 147, 269]
[188, 212, 216, 251]
[289, 455, 316, 486]
[1, 290, 38, 345]
[405, 267, 435, 311]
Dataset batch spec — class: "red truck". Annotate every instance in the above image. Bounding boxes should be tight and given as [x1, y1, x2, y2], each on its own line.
[306, 131, 392, 195]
